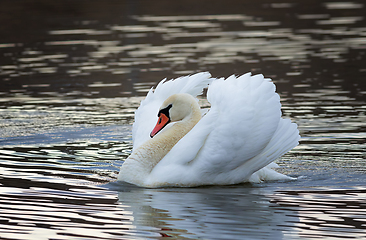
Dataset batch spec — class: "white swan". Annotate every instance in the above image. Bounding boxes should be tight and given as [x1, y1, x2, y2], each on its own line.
[118, 72, 300, 187]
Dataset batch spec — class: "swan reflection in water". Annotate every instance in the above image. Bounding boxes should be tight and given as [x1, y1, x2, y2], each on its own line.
[117, 183, 298, 239]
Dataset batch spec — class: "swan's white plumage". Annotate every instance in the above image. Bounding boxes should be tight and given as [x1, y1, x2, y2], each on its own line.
[119, 72, 300, 187]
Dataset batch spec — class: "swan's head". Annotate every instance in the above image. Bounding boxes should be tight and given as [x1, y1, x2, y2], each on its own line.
[150, 93, 198, 138]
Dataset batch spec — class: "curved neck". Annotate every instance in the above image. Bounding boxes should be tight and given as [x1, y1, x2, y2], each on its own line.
[153, 108, 201, 154]
[119, 98, 202, 186]
[133, 102, 201, 172]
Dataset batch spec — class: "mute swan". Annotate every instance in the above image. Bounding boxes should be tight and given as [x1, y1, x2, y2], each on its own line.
[118, 72, 300, 187]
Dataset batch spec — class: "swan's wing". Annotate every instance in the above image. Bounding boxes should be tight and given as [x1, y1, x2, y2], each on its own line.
[132, 72, 213, 150]
[148, 73, 299, 186]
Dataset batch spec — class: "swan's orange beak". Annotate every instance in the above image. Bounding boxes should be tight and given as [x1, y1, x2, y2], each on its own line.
[150, 113, 170, 138]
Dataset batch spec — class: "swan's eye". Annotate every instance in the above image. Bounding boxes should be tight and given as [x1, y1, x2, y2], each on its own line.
[158, 104, 173, 118]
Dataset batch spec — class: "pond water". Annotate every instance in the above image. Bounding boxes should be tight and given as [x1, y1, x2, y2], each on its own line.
[0, 0, 365, 239]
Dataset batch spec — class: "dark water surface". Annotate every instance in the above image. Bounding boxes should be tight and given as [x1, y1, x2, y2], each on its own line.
[1, 0, 365, 239]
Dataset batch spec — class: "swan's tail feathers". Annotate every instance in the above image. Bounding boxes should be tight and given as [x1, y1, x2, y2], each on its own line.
[249, 163, 295, 183]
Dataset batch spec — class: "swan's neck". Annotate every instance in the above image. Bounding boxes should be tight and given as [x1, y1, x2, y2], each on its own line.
[120, 103, 201, 185]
